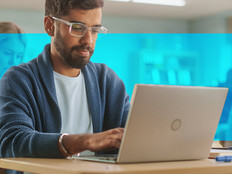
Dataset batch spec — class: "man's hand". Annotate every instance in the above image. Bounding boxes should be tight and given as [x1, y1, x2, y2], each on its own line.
[61, 128, 124, 156]
[86, 128, 124, 152]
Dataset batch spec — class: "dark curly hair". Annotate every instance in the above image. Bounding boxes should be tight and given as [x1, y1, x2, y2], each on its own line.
[45, 0, 104, 17]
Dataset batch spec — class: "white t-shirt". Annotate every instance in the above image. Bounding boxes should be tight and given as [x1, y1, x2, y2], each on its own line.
[54, 71, 93, 135]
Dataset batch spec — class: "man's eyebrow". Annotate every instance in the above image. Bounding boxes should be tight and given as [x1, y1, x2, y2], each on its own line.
[70, 20, 84, 24]
[70, 20, 102, 27]
[93, 24, 102, 27]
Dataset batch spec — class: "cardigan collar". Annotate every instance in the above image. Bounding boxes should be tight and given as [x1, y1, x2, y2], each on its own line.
[37, 44, 102, 133]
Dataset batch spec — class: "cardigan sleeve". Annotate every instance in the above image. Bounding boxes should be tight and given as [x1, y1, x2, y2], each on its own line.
[90, 63, 130, 131]
[0, 66, 63, 158]
[104, 65, 130, 128]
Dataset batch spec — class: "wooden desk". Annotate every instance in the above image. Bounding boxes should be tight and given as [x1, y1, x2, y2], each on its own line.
[1, 158, 232, 174]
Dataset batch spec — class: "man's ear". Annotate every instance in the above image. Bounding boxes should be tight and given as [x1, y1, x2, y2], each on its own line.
[44, 16, 55, 36]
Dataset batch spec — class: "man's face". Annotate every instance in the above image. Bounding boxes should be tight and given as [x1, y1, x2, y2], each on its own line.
[53, 8, 102, 69]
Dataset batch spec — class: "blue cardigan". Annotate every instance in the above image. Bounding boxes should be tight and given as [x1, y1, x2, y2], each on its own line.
[0, 44, 130, 158]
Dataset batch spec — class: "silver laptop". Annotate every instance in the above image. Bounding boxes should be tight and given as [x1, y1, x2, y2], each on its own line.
[76, 84, 228, 163]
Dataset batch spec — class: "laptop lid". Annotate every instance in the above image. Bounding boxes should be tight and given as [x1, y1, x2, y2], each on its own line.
[117, 84, 228, 163]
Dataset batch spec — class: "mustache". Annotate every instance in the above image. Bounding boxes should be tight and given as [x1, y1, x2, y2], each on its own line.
[71, 45, 93, 53]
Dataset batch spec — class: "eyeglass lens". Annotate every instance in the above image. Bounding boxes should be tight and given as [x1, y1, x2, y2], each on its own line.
[70, 23, 103, 38]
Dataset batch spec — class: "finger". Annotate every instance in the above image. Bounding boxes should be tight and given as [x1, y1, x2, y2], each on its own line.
[116, 127, 124, 133]
[108, 128, 124, 134]
[111, 132, 124, 140]
[106, 139, 122, 149]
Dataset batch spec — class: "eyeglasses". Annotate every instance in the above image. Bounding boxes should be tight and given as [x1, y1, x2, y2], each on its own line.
[52, 17, 107, 39]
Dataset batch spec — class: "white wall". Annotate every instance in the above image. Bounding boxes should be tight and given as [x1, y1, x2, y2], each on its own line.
[189, 15, 227, 33]
[0, 8, 44, 33]
[189, 10, 232, 33]
[1, 8, 232, 34]
[0, 8, 189, 33]
[103, 15, 189, 33]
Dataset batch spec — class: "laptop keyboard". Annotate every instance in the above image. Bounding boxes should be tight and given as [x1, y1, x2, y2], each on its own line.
[78, 154, 118, 161]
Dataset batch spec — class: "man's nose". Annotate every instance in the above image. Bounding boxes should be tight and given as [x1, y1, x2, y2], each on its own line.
[80, 30, 93, 45]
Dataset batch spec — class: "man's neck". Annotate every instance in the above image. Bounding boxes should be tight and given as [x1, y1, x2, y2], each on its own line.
[50, 47, 80, 77]
[53, 64, 81, 77]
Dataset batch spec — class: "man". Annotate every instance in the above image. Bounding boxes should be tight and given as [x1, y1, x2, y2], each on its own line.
[0, 0, 130, 160]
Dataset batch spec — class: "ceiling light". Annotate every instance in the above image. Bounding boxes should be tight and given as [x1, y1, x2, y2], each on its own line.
[107, 0, 130, 2]
[107, 0, 186, 6]
[132, 0, 186, 6]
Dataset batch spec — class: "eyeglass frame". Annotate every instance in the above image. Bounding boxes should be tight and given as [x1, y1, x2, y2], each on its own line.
[51, 16, 108, 38]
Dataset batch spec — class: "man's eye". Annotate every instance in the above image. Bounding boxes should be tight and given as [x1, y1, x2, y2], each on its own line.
[92, 28, 100, 34]
[72, 24, 85, 32]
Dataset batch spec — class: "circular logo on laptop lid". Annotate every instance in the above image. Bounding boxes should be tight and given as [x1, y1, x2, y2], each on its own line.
[171, 119, 182, 131]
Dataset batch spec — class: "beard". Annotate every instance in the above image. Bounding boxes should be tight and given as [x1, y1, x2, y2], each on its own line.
[54, 29, 94, 69]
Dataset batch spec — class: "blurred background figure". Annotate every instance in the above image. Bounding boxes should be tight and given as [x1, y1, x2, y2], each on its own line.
[0, 22, 26, 77]
[218, 69, 232, 124]
[216, 68, 232, 146]
[0, 22, 24, 33]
